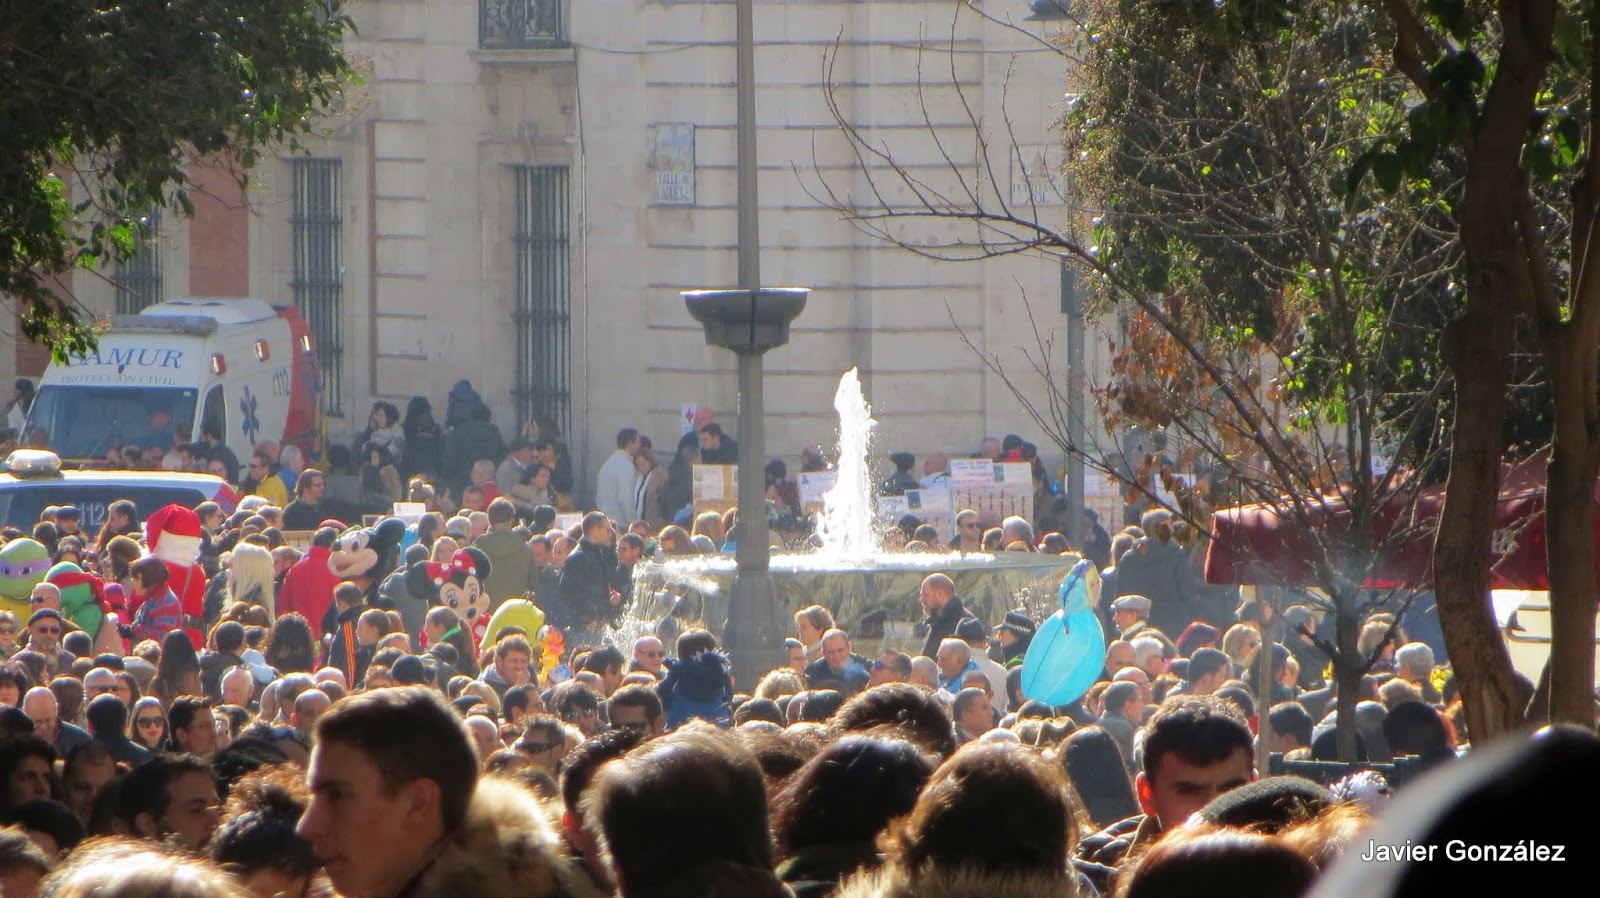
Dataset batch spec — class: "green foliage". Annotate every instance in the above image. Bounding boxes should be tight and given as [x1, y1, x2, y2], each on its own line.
[0, 0, 355, 360]
[1066, 0, 1459, 475]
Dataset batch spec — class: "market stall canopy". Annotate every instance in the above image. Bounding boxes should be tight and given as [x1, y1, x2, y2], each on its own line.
[1202, 455, 1582, 590]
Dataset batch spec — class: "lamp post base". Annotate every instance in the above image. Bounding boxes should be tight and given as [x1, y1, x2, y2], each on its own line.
[725, 569, 785, 691]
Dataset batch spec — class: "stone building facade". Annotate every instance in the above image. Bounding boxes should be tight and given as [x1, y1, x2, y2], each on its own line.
[6, 0, 1111, 497]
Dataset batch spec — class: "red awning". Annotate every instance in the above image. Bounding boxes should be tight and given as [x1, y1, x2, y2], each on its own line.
[1203, 456, 1575, 590]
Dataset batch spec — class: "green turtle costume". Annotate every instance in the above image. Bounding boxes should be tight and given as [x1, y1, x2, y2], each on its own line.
[0, 538, 51, 623]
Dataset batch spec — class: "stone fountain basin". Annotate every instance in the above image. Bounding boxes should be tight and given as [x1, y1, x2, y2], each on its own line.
[627, 551, 1079, 657]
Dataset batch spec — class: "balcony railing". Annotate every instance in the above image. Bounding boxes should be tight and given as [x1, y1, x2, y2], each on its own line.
[480, 0, 568, 50]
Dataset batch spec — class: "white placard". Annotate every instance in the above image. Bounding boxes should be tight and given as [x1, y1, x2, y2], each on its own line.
[693, 465, 725, 501]
[798, 470, 839, 507]
[950, 458, 997, 488]
[391, 502, 427, 524]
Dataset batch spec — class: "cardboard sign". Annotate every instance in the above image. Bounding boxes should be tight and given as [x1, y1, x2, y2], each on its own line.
[797, 470, 839, 511]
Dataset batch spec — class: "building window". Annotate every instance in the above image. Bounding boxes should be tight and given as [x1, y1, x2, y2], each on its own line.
[513, 165, 572, 437]
[113, 209, 163, 315]
[290, 158, 344, 418]
[481, 0, 568, 49]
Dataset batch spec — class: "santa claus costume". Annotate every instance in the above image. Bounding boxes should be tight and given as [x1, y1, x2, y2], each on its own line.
[142, 504, 208, 648]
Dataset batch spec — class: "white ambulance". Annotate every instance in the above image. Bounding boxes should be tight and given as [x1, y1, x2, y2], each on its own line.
[26, 298, 325, 475]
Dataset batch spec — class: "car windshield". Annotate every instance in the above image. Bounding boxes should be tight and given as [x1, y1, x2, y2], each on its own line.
[26, 385, 198, 461]
[0, 483, 214, 531]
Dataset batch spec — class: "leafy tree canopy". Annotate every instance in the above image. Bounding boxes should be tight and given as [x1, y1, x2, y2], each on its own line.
[0, 0, 354, 359]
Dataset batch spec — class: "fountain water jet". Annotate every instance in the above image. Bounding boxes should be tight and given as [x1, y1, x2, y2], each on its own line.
[620, 371, 1077, 656]
[816, 367, 878, 560]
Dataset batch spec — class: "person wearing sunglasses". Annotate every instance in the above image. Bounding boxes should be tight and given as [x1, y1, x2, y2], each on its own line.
[129, 697, 167, 752]
[949, 508, 984, 553]
[0, 610, 18, 661]
[513, 713, 569, 774]
[24, 608, 74, 676]
[606, 684, 664, 739]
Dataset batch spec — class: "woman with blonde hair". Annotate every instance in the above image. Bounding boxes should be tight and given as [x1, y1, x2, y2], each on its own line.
[224, 542, 278, 619]
[1221, 623, 1262, 676]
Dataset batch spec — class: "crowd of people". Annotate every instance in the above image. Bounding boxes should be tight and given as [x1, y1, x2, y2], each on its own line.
[0, 381, 1588, 898]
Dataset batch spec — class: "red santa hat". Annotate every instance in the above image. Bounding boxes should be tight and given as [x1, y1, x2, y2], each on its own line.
[145, 504, 204, 565]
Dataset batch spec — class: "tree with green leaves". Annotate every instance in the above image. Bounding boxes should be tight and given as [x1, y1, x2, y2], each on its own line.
[811, 0, 1587, 748]
[0, 1, 354, 359]
[1350, 0, 1598, 728]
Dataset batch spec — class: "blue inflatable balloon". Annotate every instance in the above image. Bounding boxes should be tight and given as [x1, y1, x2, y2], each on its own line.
[1019, 558, 1106, 706]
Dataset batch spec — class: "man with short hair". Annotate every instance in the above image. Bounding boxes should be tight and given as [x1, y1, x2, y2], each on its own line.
[477, 498, 537, 607]
[62, 741, 117, 825]
[1265, 702, 1314, 755]
[201, 621, 247, 700]
[299, 687, 529, 898]
[949, 509, 983, 553]
[953, 687, 994, 741]
[696, 422, 738, 465]
[479, 635, 533, 700]
[551, 680, 602, 738]
[1184, 648, 1231, 696]
[1394, 642, 1441, 703]
[1103, 639, 1137, 679]
[956, 618, 1010, 712]
[595, 428, 643, 524]
[606, 684, 665, 738]
[22, 686, 89, 756]
[1113, 666, 1154, 707]
[558, 512, 625, 647]
[630, 636, 666, 676]
[917, 572, 982, 659]
[501, 684, 541, 727]
[515, 713, 568, 773]
[85, 692, 147, 765]
[1077, 695, 1255, 888]
[615, 533, 645, 584]
[803, 629, 871, 695]
[581, 646, 627, 697]
[919, 452, 950, 489]
[1131, 636, 1168, 680]
[1097, 680, 1144, 764]
[282, 470, 329, 530]
[280, 527, 342, 635]
[868, 650, 912, 687]
[934, 637, 976, 694]
[220, 665, 256, 710]
[117, 754, 220, 851]
[168, 696, 218, 758]
[497, 440, 539, 514]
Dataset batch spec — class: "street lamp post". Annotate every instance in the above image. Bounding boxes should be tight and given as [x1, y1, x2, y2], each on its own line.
[680, 0, 810, 687]
[684, 288, 810, 686]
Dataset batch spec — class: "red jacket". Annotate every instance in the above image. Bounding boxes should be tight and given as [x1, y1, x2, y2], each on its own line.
[279, 546, 340, 635]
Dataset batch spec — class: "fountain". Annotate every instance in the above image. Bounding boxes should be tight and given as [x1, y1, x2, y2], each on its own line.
[624, 370, 1078, 657]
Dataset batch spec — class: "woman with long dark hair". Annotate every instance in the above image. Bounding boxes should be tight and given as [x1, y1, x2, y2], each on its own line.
[263, 613, 317, 674]
[150, 631, 203, 708]
[400, 395, 443, 480]
[94, 500, 141, 557]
